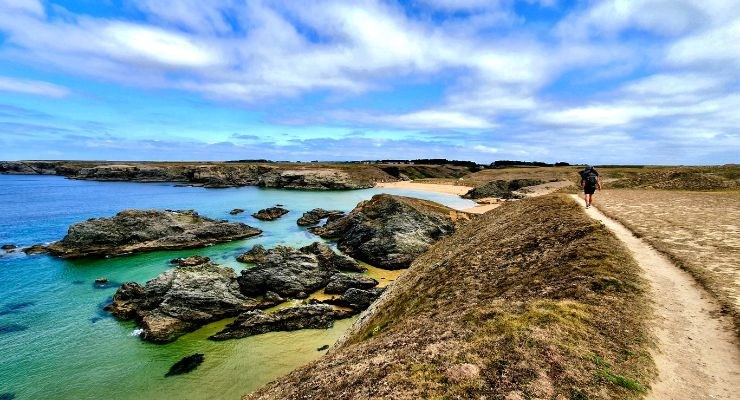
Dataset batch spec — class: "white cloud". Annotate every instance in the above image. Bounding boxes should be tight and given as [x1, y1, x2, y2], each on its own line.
[622, 73, 725, 97]
[0, 76, 69, 97]
[0, 0, 43, 16]
[102, 22, 222, 68]
[666, 19, 740, 66]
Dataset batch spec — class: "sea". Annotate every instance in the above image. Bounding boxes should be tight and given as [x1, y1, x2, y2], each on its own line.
[0, 175, 475, 400]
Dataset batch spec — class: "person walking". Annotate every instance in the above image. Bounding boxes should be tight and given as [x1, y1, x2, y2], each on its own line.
[579, 166, 602, 208]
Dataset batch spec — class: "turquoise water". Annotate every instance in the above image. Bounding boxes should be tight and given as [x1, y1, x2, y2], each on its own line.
[0, 175, 474, 400]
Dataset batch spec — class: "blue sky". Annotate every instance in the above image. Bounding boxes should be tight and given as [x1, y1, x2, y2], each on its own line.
[0, 0, 738, 164]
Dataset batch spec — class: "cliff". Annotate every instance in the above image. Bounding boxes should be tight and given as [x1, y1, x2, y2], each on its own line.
[245, 195, 655, 399]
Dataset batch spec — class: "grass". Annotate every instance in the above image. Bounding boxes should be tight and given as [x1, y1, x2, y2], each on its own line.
[244, 195, 656, 399]
[596, 189, 740, 336]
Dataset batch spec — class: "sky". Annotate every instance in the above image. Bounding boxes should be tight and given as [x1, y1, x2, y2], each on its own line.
[0, 0, 738, 164]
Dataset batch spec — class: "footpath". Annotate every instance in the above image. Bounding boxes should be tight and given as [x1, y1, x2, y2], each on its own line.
[570, 195, 739, 399]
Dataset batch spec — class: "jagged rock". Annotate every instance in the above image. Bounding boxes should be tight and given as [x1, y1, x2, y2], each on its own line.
[209, 304, 353, 341]
[36, 209, 261, 258]
[170, 255, 211, 267]
[165, 353, 204, 377]
[22, 244, 48, 255]
[462, 179, 543, 200]
[105, 263, 270, 343]
[324, 273, 378, 295]
[1, 244, 16, 251]
[236, 244, 268, 263]
[252, 207, 289, 221]
[229, 208, 245, 215]
[237, 242, 362, 298]
[297, 209, 345, 226]
[310, 194, 468, 269]
[324, 287, 385, 310]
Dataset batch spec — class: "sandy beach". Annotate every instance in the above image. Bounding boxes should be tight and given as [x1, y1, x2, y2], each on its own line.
[375, 181, 472, 196]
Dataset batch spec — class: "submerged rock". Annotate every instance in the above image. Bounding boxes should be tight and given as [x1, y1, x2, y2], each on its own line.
[165, 353, 205, 377]
[0, 392, 16, 400]
[297, 208, 345, 226]
[37, 209, 261, 258]
[310, 194, 469, 269]
[1, 244, 16, 251]
[105, 263, 272, 343]
[236, 244, 268, 264]
[169, 255, 211, 267]
[209, 304, 352, 341]
[252, 207, 289, 221]
[0, 324, 28, 334]
[324, 273, 378, 295]
[237, 242, 362, 298]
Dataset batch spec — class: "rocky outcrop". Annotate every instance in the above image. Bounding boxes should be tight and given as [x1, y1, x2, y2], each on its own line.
[324, 287, 385, 310]
[38, 209, 261, 258]
[236, 244, 268, 264]
[237, 242, 364, 299]
[324, 273, 379, 294]
[297, 208, 345, 226]
[1, 244, 16, 252]
[257, 169, 373, 190]
[105, 263, 278, 343]
[251, 207, 289, 221]
[462, 179, 544, 199]
[209, 304, 353, 341]
[310, 194, 469, 269]
[169, 255, 210, 267]
[229, 208, 245, 215]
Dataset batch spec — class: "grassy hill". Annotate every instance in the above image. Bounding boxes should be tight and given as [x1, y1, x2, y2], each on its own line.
[245, 195, 655, 399]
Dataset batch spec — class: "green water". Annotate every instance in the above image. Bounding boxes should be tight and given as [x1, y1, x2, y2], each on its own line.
[0, 175, 475, 399]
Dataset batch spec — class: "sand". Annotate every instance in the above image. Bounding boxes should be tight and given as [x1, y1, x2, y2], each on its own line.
[375, 181, 472, 196]
[571, 195, 740, 399]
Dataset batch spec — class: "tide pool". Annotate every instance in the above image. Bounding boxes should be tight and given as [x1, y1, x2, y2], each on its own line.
[0, 175, 475, 400]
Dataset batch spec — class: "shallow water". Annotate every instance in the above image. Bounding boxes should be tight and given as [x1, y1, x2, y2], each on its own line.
[0, 175, 474, 400]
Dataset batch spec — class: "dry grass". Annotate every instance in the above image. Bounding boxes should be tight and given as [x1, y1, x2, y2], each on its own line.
[245, 196, 655, 399]
[595, 189, 740, 334]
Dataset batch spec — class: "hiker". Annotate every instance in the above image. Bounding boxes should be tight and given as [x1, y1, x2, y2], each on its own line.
[579, 166, 602, 208]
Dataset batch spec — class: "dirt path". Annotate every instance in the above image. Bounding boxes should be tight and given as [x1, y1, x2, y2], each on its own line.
[570, 195, 740, 399]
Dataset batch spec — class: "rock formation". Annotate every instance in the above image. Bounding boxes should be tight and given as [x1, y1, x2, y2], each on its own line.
[169, 255, 211, 267]
[36, 209, 261, 258]
[105, 263, 277, 343]
[229, 208, 245, 215]
[324, 273, 379, 294]
[209, 303, 353, 341]
[236, 244, 269, 264]
[237, 242, 364, 299]
[324, 287, 385, 310]
[310, 194, 469, 269]
[462, 179, 543, 199]
[251, 207, 289, 221]
[296, 208, 345, 226]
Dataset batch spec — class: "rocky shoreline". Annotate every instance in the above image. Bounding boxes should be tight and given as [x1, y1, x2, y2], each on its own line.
[0, 160, 477, 190]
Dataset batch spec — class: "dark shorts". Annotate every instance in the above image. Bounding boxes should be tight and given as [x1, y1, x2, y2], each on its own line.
[584, 185, 596, 195]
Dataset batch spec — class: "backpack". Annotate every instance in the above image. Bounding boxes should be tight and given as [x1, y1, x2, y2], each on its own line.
[585, 172, 598, 185]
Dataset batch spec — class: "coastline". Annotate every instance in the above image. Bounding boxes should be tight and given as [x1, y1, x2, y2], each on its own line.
[374, 181, 501, 214]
